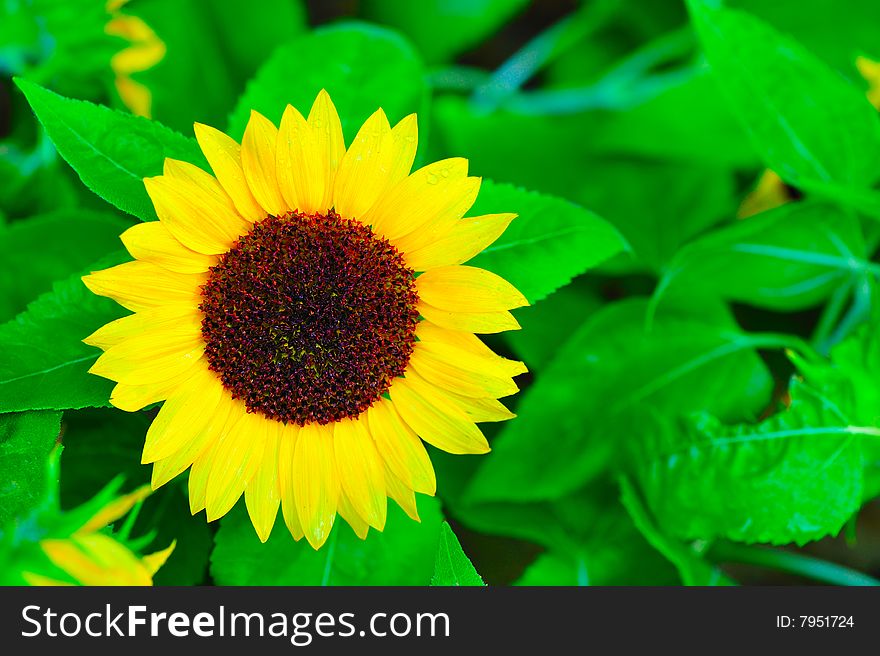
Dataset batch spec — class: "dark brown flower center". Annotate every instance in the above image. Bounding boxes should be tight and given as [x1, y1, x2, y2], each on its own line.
[199, 210, 420, 425]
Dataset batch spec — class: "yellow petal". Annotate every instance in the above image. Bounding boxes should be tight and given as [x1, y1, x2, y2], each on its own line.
[408, 341, 519, 399]
[84, 305, 198, 351]
[120, 221, 217, 273]
[241, 110, 288, 216]
[22, 572, 73, 587]
[113, 76, 152, 118]
[276, 104, 315, 212]
[417, 265, 528, 312]
[293, 422, 339, 549]
[442, 390, 516, 423]
[142, 541, 176, 576]
[110, 366, 202, 413]
[88, 316, 204, 385]
[398, 372, 516, 422]
[82, 261, 206, 312]
[388, 374, 489, 454]
[78, 485, 151, 534]
[415, 321, 527, 378]
[205, 410, 268, 521]
[333, 111, 417, 221]
[392, 178, 482, 254]
[189, 433, 222, 515]
[337, 491, 370, 540]
[418, 302, 521, 334]
[333, 417, 386, 530]
[194, 122, 267, 221]
[245, 422, 282, 542]
[43, 535, 151, 586]
[737, 170, 791, 219]
[365, 398, 435, 495]
[151, 391, 238, 489]
[144, 175, 249, 255]
[163, 158, 238, 209]
[307, 90, 346, 211]
[277, 422, 304, 541]
[142, 365, 228, 463]
[856, 55, 880, 109]
[384, 464, 420, 522]
[106, 15, 164, 72]
[364, 159, 478, 244]
[404, 213, 516, 271]
[276, 93, 345, 214]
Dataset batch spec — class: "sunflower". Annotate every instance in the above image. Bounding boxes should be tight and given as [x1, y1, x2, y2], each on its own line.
[83, 90, 528, 549]
[5, 484, 174, 586]
[105, 0, 166, 117]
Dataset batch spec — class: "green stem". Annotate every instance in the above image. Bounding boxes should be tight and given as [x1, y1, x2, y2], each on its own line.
[811, 279, 853, 354]
[734, 331, 820, 362]
[480, 23, 694, 114]
[473, 0, 618, 108]
[504, 67, 694, 114]
[825, 275, 873, 349]
[320, 528, 339, 587]
[708, 541, 880, 586]
[117, 498, 144, 541]
[428, 66, 491, 92]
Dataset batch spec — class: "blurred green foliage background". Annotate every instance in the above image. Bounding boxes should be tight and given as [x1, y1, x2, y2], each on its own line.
[3, 0, 880, 585]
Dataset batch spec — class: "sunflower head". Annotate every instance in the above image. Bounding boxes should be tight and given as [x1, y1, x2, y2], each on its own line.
[2, 474, 173, 586]
[83, 90, 528, 549]
[105, 0, 166, 117]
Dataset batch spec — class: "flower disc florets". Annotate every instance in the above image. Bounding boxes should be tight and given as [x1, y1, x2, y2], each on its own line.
[199, 210, 420, 425]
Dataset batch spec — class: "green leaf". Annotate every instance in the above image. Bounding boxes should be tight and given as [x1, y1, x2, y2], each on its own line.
[431, 96, 612, 198]
[361, 0, 528, 64]
[631, 379, 866, 546]
[791, 291, 880, 499]
[461, 477, 711, 586]
[431, 522, 484, 586]
[15, 78, 206, 221]
[210, 497, 443, 585]
[731, 0, 880, 76]
[0, 410, 61, 526]
[228, 22, 428, 143]
[465, 298, 773, 504]
[469, 181, 628, 303]
[576, 159, 734, 275]
[688, 1, 880, 202]
[0, 256, 127, 413]
[578, 71, 758, 167]
[619, 476, 734, 585]
[432, 84, 746, 219]
[503, 281, 602, 371]
[654, 201, 868, 312]
[0, 210, 130, 322]
[515, 552, 592, 586]
[443, 478, 680, 585]
[433, 455, 682, 586]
